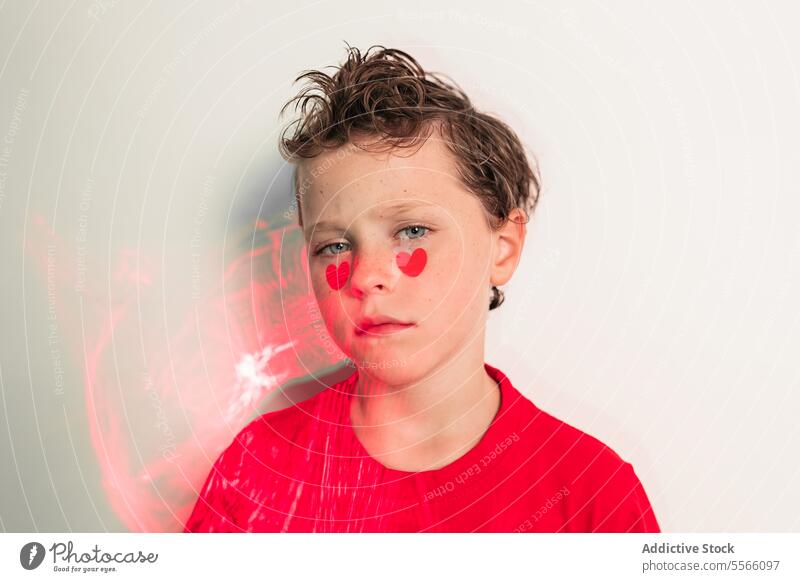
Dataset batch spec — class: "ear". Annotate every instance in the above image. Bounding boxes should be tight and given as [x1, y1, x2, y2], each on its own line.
[489, 208, 528, 287]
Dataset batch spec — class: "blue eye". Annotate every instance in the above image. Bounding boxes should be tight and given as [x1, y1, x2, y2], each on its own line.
[313, 225, 430, 257]
[315, 241, 351, 256]
[399, 225, 428, 239]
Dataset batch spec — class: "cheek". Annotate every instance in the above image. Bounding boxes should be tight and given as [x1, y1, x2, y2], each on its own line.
[311, 278, 350, 342]
[324, 260, 350, 290]
[395, 248, 427, 277]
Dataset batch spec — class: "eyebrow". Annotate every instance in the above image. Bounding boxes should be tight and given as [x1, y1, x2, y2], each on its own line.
[307, 200, 437, 236]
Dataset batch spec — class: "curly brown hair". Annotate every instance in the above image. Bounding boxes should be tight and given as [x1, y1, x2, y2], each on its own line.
[279, 44, 541, 310]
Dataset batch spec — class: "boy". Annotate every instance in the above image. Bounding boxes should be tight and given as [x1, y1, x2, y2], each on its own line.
[184, 45, 660, 533]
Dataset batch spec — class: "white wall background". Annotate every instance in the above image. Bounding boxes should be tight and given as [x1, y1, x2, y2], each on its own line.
[1, 0, 799, 532]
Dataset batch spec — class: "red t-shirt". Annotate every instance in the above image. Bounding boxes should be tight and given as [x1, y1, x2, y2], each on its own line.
[184, 362, 660, 532]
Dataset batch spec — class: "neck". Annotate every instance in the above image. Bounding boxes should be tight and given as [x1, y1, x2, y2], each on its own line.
[349, 345, 501, 471]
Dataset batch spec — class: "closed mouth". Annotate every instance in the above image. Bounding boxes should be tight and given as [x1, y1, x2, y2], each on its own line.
[355, 322, 416, 337]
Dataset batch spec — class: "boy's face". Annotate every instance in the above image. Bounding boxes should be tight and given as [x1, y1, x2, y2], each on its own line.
[298, 136, 500, 383]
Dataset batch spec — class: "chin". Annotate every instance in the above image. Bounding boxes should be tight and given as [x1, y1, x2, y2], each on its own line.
[348, 357, 419, 386]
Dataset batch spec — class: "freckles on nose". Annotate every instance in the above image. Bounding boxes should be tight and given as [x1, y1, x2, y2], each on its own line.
[396, 248, 427, 277]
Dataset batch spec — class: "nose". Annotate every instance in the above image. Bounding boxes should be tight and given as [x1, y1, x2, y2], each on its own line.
[347, 243, 399, 299]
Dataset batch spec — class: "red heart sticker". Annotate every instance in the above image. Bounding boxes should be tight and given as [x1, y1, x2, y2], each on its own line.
[396, 248, 427, 277]
[325, 261, 350, 290]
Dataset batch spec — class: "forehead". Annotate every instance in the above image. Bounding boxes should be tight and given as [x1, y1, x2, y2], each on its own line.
[298, 136, 471, 226]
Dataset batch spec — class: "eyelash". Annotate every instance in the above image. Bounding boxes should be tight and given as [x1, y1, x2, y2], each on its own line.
[313, 224, 431, 257]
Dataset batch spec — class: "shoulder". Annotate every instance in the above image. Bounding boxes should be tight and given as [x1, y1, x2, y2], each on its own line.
[526, 404, 629, 470]
[529, 411, 659, 532]
[230, 381, 340, 458]
[491, 364, 628, 470]
[183, 382, 344, 532]
[501, 378, 629, 473]
[500, 379, 659, 531]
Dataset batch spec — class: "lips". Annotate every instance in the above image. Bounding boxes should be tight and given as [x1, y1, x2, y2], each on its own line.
[355, 315, 415, 336]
